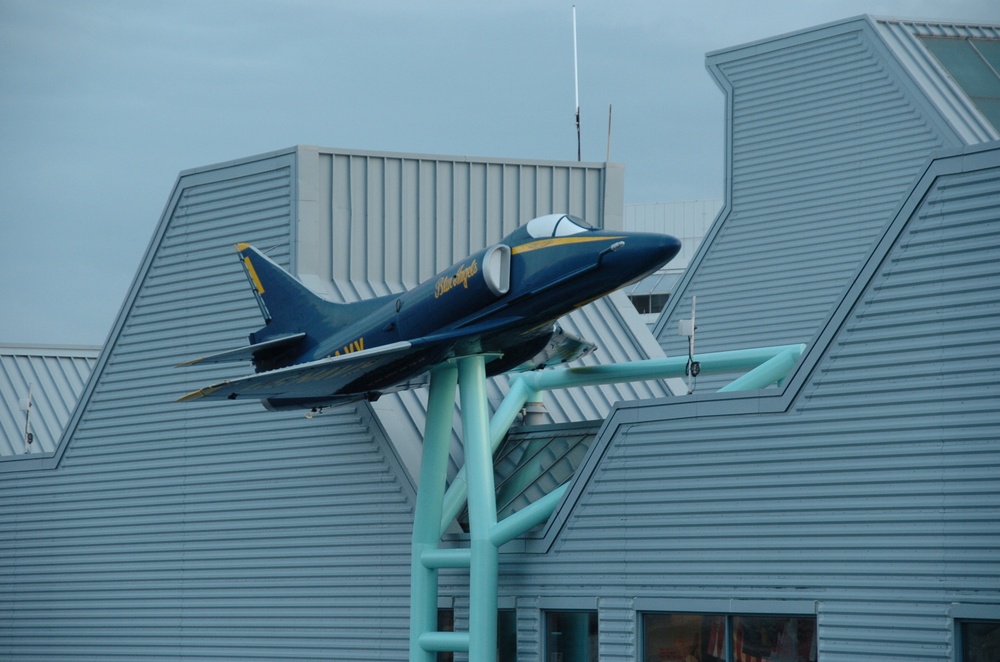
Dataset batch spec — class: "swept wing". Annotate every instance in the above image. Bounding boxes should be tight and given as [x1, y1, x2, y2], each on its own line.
[178, 341, 414, 403]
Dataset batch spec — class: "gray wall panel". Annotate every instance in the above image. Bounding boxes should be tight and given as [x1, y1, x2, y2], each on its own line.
[3, 145, 670, 659]
[500, 145, 1000, 662]
[2, 151, 420, 660]
[655, 19, 958, 391]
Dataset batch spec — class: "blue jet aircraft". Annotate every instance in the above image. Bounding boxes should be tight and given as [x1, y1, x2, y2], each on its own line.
[178, 213, 681, 412]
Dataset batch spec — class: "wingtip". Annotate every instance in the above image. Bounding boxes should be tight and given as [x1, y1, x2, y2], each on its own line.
[176, 390, 204, 403]
[177, 381, 228, 403]
[235, 242, 251, 253]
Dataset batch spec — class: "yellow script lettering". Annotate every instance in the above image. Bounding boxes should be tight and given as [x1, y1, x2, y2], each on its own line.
[434, 259, 479, 298]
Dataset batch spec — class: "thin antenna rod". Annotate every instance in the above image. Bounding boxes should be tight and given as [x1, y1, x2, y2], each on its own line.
[23, 383, 33, 454]
[606, 104, 612, 162]
[573, 5, 581, 161]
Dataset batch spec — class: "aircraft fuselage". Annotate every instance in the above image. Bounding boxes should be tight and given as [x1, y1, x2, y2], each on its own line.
[180, 214, 681, 411]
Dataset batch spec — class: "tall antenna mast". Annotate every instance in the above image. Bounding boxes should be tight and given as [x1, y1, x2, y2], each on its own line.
[573, 5, 581, 161]
[606, 104, 613, 162]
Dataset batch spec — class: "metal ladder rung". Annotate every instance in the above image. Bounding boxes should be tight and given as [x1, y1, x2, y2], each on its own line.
[421, 547, 472, 569]
[419, 630, 470, 653]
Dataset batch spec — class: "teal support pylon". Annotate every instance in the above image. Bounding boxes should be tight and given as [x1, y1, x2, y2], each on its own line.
[457, 355, 499, 662]
[406, 343, 806, 661]
[409, 363, 459, 662]
[437, 343, 806, 532]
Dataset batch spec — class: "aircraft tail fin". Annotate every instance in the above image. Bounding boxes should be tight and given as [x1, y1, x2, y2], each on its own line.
[235, 244, 328, 331]
[234, 244, 395, 340]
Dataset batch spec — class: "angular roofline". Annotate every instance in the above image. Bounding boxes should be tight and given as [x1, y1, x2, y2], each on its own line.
[656, 14, 999, 343]
[540, 140, 1000, 552]
[705, 14, 871, 60]
[3, 149, 301, 472]
[180, 144, 620, 184]
[705, 15, 999, 142]
[5, 145, 642, 473]
[705, 14, 1000, 61]
[0, 344, 100, 357]
[872, 17, 1000, 143]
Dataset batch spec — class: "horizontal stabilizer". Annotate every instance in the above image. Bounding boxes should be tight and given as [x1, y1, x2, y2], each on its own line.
[178, 341, 414, 403]
[176, 333, 306, 367]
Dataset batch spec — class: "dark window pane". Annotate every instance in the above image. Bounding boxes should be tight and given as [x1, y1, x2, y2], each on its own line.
[437, 608, 454, 662]
[630, 294, 652, 315]
[732, 615, 816, 662]
[545, 611, 598, 662]
[498, 609, 517, 662]
[962, 620, 1000, 662]
[643, 613, 726, 661]
[649, 292, 671, 314]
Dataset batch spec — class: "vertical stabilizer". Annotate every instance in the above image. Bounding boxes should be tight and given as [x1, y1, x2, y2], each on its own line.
[235, 244, 331, 338]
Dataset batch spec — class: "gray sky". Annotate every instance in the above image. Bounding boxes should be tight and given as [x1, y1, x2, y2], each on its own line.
[2, 0, 998, 346]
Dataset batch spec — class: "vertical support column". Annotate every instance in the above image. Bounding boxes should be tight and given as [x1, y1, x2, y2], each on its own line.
[438, 376, 538, 536]
[457, 355, 499, 662]
[409, 363, 459, 662]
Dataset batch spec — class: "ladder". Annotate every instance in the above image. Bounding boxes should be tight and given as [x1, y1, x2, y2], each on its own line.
[409, 356, 568, 661]
[407, 345, 807, 661]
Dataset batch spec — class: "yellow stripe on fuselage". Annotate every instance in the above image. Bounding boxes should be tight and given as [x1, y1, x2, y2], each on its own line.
[510, 235, 625, 255]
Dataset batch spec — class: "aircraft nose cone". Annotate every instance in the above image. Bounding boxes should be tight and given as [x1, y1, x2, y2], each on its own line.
[657, 234, 683, 265]
[635, 232, 681, 269]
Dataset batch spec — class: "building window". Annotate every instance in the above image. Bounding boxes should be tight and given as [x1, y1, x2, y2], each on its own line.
[545, 610, 598, 661]
[960, 620, 1000, 662]
[629, 292, 671, 315]
[437, 608, 454, 662]
[498, 609, 517, 661]
[642, 613, 816, 661]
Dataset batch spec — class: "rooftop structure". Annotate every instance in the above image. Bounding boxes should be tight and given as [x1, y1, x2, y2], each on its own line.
[3, 15, 999, 662]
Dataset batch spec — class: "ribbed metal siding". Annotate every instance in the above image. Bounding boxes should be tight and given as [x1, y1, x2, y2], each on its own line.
[0, 346, 98, 456]
[875, 18, 1000, 144]
[308, 150, 614, 300]
[1, 153, 418, 660]
[655, 20, 955, 390]
[598, 596, 636, 662]
[501, 147, 1000, 661]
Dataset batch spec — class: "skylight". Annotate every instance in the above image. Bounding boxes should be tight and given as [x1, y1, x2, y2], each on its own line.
[920, 36, 1000, 131]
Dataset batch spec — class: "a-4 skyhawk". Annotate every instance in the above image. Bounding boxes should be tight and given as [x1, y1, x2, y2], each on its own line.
[178, 213, 681, 412]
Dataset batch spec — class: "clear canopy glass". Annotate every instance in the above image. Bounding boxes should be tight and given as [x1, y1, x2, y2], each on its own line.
[525, 214, 593, 238]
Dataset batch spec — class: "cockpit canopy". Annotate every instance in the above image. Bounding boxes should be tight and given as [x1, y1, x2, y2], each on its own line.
[525, 213, 594, 238]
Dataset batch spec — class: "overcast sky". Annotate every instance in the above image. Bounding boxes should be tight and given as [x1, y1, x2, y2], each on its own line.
[2, 0, 997, 347]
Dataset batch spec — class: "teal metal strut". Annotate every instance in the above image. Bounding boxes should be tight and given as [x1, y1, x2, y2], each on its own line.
[409, 363, 460, 661]
[407, 343, 805, 661]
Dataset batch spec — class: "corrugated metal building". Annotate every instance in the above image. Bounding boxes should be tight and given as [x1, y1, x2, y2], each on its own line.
[3, 14, 999, 661]
[0, 344, 99, 456]
[654, 16, 999, 391]
[1, 148, 667, 660]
